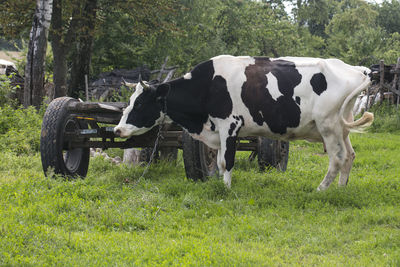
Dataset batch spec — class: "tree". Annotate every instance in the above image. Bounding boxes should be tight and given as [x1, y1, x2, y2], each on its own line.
[293, 0, 339, 37]
[51, 0, 176, 98]
[50, 0, 74, 98]
[325, 0, 381, 65]
[24, 0, 53, 108]
[68, 0, 98, 98]
[91, 0, 179, 73]
[0, 0, 35, 38]
[376, 0, 400, 34]
[2, 0, 178, 99]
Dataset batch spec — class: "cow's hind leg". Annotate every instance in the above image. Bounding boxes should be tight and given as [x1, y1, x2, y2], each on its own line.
[217, 116, 243, 188]
[338, 135, 355, 186]
[338, 112, 356, 187]
[317, 130, 347, 191]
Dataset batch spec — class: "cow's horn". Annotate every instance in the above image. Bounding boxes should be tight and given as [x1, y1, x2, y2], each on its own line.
[122, 78, 137, 89]
[138, 74, 149, 90]
[140, 80, 149, 90]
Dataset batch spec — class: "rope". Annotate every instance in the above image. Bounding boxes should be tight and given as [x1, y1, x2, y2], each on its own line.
[137, 121, 165, 181]
[136, 84, 170, 183]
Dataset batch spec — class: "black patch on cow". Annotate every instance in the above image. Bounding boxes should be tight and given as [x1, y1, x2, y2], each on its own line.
[310, 73, 327, 96]
[206, 75, 232, 119]
[162, 60, 214, 134]
[225, 136, 237, 172]
[126, 89, 161, 128]
[295, 96, 301, 105]
[228, 122, 236, 136]
[241, 57, 302, 134]
[210, 120, 216, 131]
[239, 115, 244, 126]
[162, 60, 233, 135]
[224, 117, 243, 171]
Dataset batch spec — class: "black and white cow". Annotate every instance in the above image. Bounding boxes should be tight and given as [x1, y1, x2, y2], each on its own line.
[114, 55, 374, 190]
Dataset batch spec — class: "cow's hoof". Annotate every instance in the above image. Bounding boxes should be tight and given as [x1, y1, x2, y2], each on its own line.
[223, 178, 231, 189]
[338, 179, 349, 187]
[317, 185, 328, 191]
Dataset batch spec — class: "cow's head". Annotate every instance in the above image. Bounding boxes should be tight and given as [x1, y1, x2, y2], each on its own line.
[114, 80, 169, 138]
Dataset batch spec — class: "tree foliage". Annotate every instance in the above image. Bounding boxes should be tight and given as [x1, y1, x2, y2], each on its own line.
[0, 0, 35, 38]
[1, 0, 400, 98]
[376, 0, 400, 34]
[294, 0, 339, 37]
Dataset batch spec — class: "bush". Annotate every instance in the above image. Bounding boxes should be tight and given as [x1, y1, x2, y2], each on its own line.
[0, 105, 42, 155]
[369, 102, 400, 133]
[0, 74, 18, 107]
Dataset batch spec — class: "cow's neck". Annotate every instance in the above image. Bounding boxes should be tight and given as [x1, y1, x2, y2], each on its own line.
[164, 77, 210, 135]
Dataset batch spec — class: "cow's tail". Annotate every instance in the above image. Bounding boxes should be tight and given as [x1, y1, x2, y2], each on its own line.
[340, 75, 374, 133]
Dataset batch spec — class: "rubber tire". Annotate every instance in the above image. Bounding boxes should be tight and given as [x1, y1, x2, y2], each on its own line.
[40, 97, 90, 178]
[198, 141, 218, 177]
[182, 131, 218, 181]
[257, 137, 289, 172]
[138, 147, 155, 163]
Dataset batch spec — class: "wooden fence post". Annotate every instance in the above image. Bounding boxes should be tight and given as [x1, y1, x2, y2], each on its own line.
[379, 60, 385, 103]
[391, 57, 400, 108]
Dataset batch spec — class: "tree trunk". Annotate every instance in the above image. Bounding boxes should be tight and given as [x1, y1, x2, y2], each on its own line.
[24, 0, 53, 108]
[52, 46, 67, 98]
[50, 0, 67, 98]
[69, 0, 97, 98]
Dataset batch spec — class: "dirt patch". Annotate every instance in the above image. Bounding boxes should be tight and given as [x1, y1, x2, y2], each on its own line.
[0, 51, 24, 63]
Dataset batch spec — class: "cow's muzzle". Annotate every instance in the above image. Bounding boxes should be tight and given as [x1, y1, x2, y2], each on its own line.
[114, 128, 122, 137]
[113, 126, 131, 138]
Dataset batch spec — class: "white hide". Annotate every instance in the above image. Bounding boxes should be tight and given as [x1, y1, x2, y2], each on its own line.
[265, 72, 282, 101]
[183, 72, 192, 79]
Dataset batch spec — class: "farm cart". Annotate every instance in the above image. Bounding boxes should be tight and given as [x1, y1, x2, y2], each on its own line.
[40, 97, 289, 180]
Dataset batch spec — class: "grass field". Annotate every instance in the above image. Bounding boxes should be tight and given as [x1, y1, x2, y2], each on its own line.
[1, 132, 400, 266]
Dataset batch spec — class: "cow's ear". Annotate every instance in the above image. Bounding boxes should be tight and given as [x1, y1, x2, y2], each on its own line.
[156, 83, 170, 98]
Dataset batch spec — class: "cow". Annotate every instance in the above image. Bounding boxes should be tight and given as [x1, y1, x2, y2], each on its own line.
[114, 55, 374, 190]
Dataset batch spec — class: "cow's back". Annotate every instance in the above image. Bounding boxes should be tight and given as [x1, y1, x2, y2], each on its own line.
[209, 55, 368, 141]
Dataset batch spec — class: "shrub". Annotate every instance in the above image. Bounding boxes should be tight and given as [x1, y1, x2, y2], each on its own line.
[0, 74, 18, 107]
[0, 105, 42, 155]
[369, 102, 400, 133]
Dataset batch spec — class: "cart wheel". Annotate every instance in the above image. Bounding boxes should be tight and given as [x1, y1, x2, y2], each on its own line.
[257, 137, 289, 172]
[40, 97, 90, 178]
[182, 131, 218, 181]
[138, 147, 155, 163]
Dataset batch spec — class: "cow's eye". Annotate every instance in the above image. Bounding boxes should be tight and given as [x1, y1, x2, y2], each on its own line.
[134, 102, 142, 110]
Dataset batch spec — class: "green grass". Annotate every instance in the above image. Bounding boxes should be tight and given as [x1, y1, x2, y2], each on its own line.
[1, 132, 400, 266]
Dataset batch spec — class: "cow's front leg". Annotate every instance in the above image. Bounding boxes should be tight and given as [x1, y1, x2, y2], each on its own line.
[218, 135, 238, 188]
[217, 116, 243, 188]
